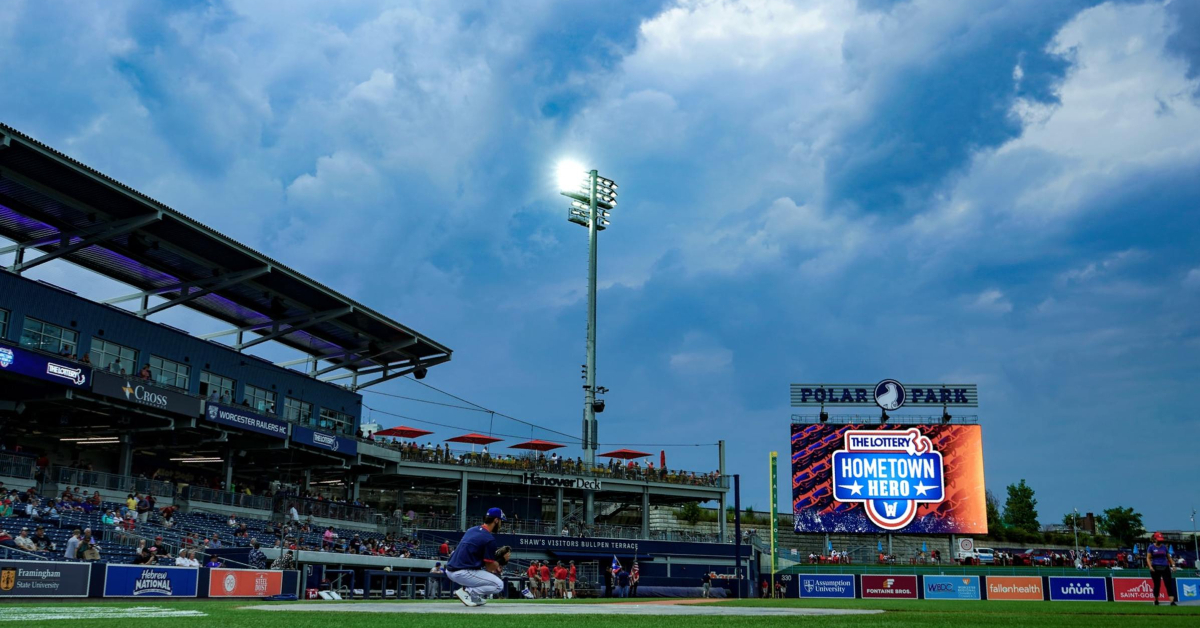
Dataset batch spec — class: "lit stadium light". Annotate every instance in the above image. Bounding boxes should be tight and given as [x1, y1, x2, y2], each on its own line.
[556, 160, 588, 193]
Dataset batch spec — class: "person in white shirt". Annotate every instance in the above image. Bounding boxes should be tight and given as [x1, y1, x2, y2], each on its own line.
[289, 504, 300, 522]
[64, 529, 82, 559]
[187, 550, 200, 567]
[227, 515, 237, 527]
[175, 549, 190, 566]
[14, 528, 36, 552]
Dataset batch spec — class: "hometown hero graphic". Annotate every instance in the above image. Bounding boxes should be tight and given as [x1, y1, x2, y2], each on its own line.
[445, 507, 512, 607]
[830, 428, 945, 530]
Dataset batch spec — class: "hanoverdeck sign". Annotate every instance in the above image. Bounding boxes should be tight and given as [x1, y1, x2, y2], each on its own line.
[291, 425, 357, 457]
[521, 472, 601, 490]
[0, 560, 90, 597]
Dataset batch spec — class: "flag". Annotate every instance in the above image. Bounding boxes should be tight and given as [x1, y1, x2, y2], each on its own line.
[877, 540, 883, 552]
[611, 555, 621, 576]
[1169, 545, 1175, 556]
[922, 541, 927, 553]
[827, 539, 832, 551]
[632, 562, 640, 582]
[1132, 544, 1138, 555]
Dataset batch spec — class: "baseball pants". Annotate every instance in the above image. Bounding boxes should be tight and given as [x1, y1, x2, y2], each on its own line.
[446, 569, 503, 598]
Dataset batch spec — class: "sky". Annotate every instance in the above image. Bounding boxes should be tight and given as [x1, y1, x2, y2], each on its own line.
[1, 0, 1198, 531]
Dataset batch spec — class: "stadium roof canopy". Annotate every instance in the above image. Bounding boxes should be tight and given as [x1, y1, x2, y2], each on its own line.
[0, 123, 450, 390]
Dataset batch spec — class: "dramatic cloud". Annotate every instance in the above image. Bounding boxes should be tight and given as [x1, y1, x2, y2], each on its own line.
[1, 0, 1197, 527]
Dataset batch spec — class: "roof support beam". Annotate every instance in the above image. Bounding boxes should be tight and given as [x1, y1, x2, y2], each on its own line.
[321, 354, 450, 386]
[5, 212, 162, 274]
[199, 307, 352, 340]
[137, 266, 270, 317]
[103, 270, 273, 306]
[236, 307, 354, 351]
[309, 338, 418, 377]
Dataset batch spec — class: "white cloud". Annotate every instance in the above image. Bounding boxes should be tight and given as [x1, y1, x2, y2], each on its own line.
[967, 289, 1013, 314]
[1183, 268, 1200, 290]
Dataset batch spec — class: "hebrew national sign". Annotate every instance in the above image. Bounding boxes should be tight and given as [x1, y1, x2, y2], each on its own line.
[790, 382, 978, 408]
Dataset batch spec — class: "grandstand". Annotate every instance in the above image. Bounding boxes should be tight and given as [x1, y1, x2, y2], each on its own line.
[0, 123, 742, 598]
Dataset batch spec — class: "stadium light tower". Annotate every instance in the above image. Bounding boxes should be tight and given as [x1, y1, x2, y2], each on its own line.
[1073, 508, 1080, 564]
[558, 159, 618, 525]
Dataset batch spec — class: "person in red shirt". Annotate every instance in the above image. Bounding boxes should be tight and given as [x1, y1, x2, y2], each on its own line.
[553, 562, 568, 598]
[568, 561, 577, 599]
[527, 561, 541, 598]
[538, 562, 551, 599]
[439, 541, 450, 557]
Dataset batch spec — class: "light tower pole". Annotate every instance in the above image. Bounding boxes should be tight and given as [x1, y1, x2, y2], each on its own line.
[559, 162, 617, 525]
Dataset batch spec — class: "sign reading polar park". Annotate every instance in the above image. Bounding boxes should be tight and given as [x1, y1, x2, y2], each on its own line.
[792, 423, 987, 534]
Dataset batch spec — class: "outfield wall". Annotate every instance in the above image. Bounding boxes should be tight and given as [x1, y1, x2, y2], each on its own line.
[0, 560, 300, 599]
[776, 572, 1198, 602]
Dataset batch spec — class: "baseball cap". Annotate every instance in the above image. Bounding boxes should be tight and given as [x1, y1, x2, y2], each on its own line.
[486, 507, 507, 521]
[1152, 531, 1164, 541]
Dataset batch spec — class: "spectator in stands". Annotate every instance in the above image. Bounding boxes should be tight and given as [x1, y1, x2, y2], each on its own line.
[64, 529, 81, 559]
[439, 540, 450, 558]
[102, 509, 116, 527]
[0, 530, 14, 549]
[139, 364, 152, 380]
[349, 533, 362, 553]
[323, 526, 336, 550]
[175, 549, 190, 567]
[207, 534, 222, 549]
[124, 494, 137, 518]
[248, 540, 267, 569]
[13, 527, 36, 552]
[272, 550, 296, 570]
[32, 526, 53, 552]
[0, 497, 10, 518]
[79, 530, 101, 561]
[227, 514, 237, 527]
[221, 390, 232, 404]
[205, 556, 222, 568]
[133, 548, 152, 565]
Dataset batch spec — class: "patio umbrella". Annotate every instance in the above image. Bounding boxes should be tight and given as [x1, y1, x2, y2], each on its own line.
[445, 433, 503, 446]
[374, 426, 433, 439]
[660, 450, 666, 469]
[878, 540, 883, 552]
[510, 439, 566, 452]
[922, 541, 927, 553]
[598, 448, 652, 460]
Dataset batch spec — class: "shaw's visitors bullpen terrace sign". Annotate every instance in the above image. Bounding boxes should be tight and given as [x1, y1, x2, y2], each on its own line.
[830, 429, 945, 530]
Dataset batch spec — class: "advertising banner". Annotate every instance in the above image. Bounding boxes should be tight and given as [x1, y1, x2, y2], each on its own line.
[1112, 577, 1172, 603]
[923, 575, 981, 600]
[208, 568, 283, 597]
[0, 560, 90, 597]
[792, 424, 987, 534]
[0, 344, 91, 389]
[861, 575, 918, 599]
[520, 472, 601, 490]
[92, 370, 202, 417]
[797, 574, 855, 599]
[790, 382, 978, 408]
[1177, 578, 1200, 604]
[291, 425, 357, 457]
[1048, 576, 1107, 602]
[103, 565, 199, 597]
[986, 576, 1044, 601]
[204, 402, 289, 439]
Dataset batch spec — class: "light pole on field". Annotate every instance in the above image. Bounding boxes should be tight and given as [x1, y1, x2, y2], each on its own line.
[1073, 507, 1081, 566]
[558, 160, 618, 525]
[1192, 507, 1198, 571]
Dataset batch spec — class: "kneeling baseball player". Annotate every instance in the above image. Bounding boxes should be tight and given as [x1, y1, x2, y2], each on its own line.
[445, 507, 512, 607]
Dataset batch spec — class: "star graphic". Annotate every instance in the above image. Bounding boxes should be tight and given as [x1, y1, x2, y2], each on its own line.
[839, 481, 864, 496]
[913, 482, 935, 496]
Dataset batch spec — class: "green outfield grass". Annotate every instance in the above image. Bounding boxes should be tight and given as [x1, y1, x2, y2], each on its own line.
[1, 597, 1195, 628]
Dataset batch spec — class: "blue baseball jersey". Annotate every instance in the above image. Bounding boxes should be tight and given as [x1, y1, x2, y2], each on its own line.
[446, 525, 497, 571]
[1148, 544, 1170, 568]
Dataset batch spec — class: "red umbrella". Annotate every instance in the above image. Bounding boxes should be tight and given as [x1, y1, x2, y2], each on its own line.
[374, 426, 433, 439]
[445, 433, 503, 446]
[598, 448, 652, 460]
[510, 439, 566, 452]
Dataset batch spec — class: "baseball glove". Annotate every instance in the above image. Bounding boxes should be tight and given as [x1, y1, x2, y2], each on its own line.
[494, 545, 512, 567]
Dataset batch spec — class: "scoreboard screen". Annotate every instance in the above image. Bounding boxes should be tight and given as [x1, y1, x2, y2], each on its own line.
[792, 423, 987, 534]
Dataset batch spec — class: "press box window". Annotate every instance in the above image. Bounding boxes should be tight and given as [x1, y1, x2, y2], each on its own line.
[244, 384, 277, 415]
[149, 355, 190, 391]
[0, 309, 9, 340]
[283, 398, 313, 425]
[200, 371, 237, 400]
[319, 408, 354, 436]
[91, 338, 138, 374]
[20, 317, 79, 356]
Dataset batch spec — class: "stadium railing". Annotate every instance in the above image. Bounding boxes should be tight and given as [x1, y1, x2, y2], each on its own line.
[376, 444, 727, 488]
[186, 485, 273, 511]
[55, 466, 175, 499]
[275, 494, 381, 525]
[0, 451, 38, 480]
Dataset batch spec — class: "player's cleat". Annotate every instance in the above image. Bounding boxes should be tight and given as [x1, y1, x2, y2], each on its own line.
[455, 589, 477, 607]
[473, 594, 488, 606]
